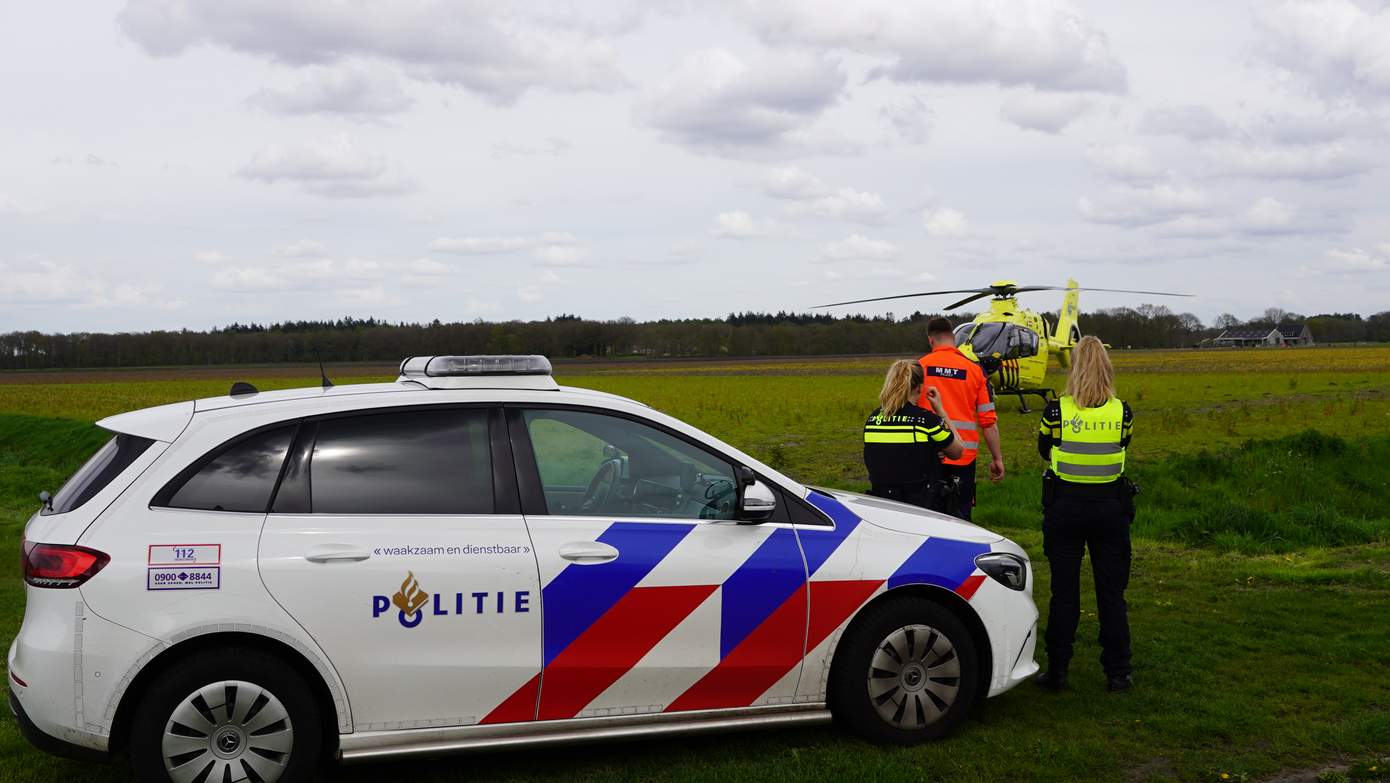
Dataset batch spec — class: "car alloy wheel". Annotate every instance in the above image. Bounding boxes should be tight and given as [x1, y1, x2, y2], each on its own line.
[161, 680, 294, 783]
[867, 623, 961, 729]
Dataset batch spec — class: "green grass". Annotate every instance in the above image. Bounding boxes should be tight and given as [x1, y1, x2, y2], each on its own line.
[0, 347, 1388, 781]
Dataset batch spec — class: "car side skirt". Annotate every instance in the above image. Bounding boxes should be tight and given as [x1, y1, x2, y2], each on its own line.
[338, 703, 830, 763]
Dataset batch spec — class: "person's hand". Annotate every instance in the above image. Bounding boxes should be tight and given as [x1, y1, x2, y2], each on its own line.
[925, 386, 946, 416]
[989, 456, 1005, 483]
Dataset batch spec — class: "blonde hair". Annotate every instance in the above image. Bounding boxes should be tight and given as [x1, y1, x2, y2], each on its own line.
[1066, 335, 1116, 408]
[879, 360, 924, 416]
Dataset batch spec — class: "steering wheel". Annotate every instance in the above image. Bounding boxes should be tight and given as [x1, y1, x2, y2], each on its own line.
[700, 478, 738, 519]
[579, 458, 623, 514]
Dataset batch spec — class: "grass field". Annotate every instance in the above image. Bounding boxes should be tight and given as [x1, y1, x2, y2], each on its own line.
[0, 346, 1387, 782]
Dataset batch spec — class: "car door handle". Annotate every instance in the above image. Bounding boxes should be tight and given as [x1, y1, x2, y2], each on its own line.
[558, 541, 619, 565]
[305, 544, 372, 563]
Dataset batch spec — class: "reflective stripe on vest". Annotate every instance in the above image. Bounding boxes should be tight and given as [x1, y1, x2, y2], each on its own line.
[1051, 395, 1126, 484]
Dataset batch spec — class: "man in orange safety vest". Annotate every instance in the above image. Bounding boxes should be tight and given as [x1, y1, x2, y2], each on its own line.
[917, 317, 1005, 520]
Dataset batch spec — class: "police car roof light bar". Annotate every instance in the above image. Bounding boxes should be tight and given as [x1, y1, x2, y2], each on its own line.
[399, 355, 554, 378]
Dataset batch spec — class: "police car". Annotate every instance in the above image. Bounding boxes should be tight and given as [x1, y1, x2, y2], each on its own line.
[10, 356, 1038, 781]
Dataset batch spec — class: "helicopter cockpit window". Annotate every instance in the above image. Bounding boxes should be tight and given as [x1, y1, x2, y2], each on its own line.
[965, 322, 1038, 360]
[953, 323, 975, 347]
[967, 322, 1008, 357]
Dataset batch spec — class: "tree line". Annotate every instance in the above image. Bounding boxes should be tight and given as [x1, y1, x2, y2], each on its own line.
[3, 307, 1387, 370]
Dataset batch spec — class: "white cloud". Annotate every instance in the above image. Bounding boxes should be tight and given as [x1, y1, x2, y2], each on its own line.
[1102, 193, 1333, 239]
[1204, 141, 1371, 181]
[1243, 197, 1295, 233]
[516, 286, 545, 303]
[1253, 0, 1390, 100]
[636, 48, 845, 156]
[710, 210, 765, 239]
[491, 137, 572, 159]
[193, 250, 225, 264]
[744, 0, 1127, 93]
[250, 64, 413, 117]
[881, 96, 933, 144]
[1138, 105, 1231, 141]
[0, 259, 185, 311]
[1078, 183, 1211, 227]
[0, 194, 39, 217]
[430, 232, 584, 264]
[117, 0, 626, 105]
[239, 134, 414, 197]
[819, 233, 899, 262]
[534, 243, 586, 266]
[1321, 247, 1387, 274]
[800, 188, 888, 223]
[923, 208, 969, 237]
[211, 252, 456, 293]
[1255, 111, 1384, 146]
[431, 236, 531, 254]
[764, 167, 828, 200]
[999, 91, 1090, 134]
[761, 167, 889, 223]
[405, 257, 449, 276]
[272, 239, 328, 258]
[1086, 144, 1166, 182]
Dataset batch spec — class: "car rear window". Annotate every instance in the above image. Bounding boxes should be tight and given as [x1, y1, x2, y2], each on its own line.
[156, 425, 297, 513]
[45, 433, 155, 515]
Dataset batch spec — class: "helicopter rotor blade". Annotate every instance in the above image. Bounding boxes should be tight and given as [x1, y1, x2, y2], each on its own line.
[944, 292, 995, 311]
[815, 283, 1193, 309]
[1069, 287, 1194, 297]
[814, 289, 990, 308]
[997, 285, 1193, 297]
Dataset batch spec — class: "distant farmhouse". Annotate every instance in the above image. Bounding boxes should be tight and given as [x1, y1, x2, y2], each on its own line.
[1213, 324, 1315, 347]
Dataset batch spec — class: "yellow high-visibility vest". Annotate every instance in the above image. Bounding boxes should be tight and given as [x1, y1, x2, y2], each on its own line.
[1051, 395, 1126, 484]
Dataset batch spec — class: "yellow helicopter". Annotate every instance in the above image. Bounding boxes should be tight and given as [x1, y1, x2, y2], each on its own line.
[819, 278, 1192, 412]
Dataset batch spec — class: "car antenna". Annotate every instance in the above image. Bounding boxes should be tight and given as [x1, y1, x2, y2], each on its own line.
[314, 347, 334, 389]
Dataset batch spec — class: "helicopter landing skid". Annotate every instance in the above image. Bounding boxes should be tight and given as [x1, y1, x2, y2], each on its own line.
[1009, 387, 1056, 414]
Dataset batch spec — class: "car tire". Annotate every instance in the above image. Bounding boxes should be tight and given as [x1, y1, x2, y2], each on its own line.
[830, 596, 979, 745]
[129, 647, 323, 783]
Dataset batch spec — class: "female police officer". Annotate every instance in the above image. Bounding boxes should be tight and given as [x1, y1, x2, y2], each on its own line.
[863, 360, 964, 511]
[1034, 336, 1137, 693]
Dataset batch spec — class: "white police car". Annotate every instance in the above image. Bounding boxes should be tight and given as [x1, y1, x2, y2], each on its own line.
[10, 356, 1038, 782]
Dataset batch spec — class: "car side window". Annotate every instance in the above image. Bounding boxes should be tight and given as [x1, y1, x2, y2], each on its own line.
[522, 409, 738, 520]
[157, 425, 296, 513]
[278, 408, 493, 515]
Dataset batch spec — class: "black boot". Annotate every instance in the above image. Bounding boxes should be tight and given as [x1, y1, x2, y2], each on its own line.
[1035, 669, 1069, 691]
[1106, 674, 1133, 693]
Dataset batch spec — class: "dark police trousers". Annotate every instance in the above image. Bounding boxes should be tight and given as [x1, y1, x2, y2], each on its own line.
[941, 463, 975, 521]
[1042, 487, 1133, 677]
[869, 483, 945, 513]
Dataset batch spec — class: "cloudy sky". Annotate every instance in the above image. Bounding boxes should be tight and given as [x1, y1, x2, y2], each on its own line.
[3, 0, 1389, 333]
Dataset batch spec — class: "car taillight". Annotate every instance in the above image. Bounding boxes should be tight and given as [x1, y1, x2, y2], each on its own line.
[22, 540, 109, 589]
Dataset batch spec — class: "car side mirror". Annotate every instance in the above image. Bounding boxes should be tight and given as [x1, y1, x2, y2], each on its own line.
[739, 479, 777, 524]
